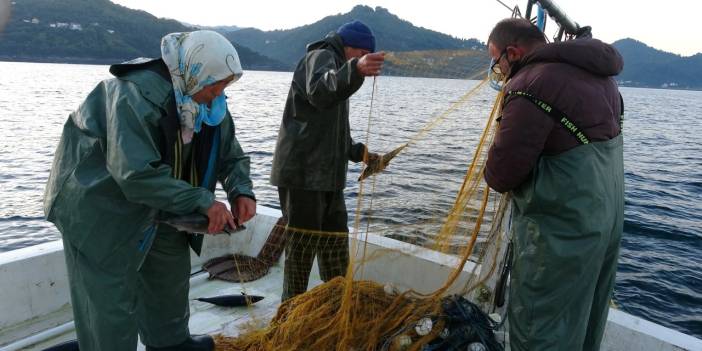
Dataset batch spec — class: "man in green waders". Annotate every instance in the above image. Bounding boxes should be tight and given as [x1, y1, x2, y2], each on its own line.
[44, 30, 256, 351]
[484, 19, 624, 350]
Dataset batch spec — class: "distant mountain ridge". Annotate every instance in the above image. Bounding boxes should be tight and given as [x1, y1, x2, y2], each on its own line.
[186, 24, 241, 34]
[0, 0, 288, 70]
[0, 0, 700, 89]
[225, 5, 483, 68]
[612, 38, 702, 89]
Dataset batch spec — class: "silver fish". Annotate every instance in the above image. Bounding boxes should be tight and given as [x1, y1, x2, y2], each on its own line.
[159, 213, 245, 235]
[196, 293, 264, 307]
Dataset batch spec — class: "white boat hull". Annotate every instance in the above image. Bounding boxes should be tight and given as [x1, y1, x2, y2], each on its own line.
[0, 206, 699, 351]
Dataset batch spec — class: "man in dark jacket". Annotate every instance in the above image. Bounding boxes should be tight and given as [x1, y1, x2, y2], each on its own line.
[270, 20, 385, 301]
[484, 19, 624, 351]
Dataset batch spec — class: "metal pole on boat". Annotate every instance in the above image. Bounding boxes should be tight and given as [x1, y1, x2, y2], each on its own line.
[534, 0, 580, 36]
[524, 0, 534, 21]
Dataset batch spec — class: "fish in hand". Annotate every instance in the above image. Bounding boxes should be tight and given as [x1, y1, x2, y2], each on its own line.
[358, 143, 408, 181]
[159, 213, 246, 235]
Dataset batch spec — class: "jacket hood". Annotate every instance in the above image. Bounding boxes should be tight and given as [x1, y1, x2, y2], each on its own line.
[108, 58, 173, 108]
[109, 57, 163, 78]
[520, 39, 623, 77]
[306, 32, 346, 58]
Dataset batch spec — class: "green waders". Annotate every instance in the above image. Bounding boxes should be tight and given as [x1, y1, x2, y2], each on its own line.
[508, 135, 624, 351]
[63, 226, 191, 351]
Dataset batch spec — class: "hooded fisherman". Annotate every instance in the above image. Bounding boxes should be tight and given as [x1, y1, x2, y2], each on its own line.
[43, 30, 256, 351]
[270, 20, 384, 301]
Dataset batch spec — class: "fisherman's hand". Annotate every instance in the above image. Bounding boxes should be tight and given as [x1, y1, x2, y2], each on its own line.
[206, 201, 236, 234]
[233, 196, 256, 225]
[357, 52, 385, 76]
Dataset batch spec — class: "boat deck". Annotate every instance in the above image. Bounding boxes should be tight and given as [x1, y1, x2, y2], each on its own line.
[15, 263, 702, 351]
[24, 265, 323, 350]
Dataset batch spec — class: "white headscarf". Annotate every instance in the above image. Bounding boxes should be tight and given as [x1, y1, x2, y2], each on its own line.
[161, 30, 243, 143]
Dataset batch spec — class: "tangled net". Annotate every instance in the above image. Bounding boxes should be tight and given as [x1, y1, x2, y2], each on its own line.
[215, 277, 447, 351]
[214, 78, 507, 350]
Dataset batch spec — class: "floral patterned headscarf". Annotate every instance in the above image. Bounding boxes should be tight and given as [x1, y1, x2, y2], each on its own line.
[161, 30, 243, 143]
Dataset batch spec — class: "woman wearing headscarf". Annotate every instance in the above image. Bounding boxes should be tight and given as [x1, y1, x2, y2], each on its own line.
[44, 30, 256, 351]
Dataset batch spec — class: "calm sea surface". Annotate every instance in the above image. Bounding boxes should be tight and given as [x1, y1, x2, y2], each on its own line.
[0, 61, 700, 338]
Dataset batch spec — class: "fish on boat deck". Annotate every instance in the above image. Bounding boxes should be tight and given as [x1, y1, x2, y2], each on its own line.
[201, 217, 288, 283]
[158, 213, 246, 235]
[196, 294, 265, 307]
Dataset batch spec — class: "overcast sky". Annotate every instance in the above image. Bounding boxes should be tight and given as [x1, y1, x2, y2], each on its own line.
[112, 0, 700, 56]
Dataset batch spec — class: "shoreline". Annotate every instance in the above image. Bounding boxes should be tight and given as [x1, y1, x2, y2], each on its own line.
[1, 57, 699, 91]
[0, 56, 293, 72]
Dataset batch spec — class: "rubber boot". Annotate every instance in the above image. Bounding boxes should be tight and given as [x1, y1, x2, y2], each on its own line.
[145, 335, 214, 351]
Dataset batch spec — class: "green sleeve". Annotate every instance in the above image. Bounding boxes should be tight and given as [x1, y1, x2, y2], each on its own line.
[305, 50, 365, 110]
[217, 113, 255, 202]
[105, 90, 214, 214]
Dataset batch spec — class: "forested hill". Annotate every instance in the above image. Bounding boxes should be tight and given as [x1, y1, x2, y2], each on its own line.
[1, 1, 700, 88]
[226, 5, 483, 67]
[613, 38, 702, 90]
[0, 0, 288, 70]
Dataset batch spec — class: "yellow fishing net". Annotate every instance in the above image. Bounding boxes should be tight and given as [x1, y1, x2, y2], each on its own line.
[212, 55, 510, 350]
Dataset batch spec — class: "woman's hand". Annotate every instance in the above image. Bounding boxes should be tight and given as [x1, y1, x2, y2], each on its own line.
[232, 196, 256, 225]
[206, 201, 236, 234]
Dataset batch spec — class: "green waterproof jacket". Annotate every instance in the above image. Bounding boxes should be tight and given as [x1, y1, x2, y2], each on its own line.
[270, 33, 367, 191]
[43, 59, 254, 265]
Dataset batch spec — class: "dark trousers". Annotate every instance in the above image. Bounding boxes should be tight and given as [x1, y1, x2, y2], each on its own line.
[278, 187, 350, 301]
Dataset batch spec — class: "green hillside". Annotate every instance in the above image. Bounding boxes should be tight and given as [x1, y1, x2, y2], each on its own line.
[0, 0, 288, 70]
[613, 38, 702, 89]
[384, 49, 490, 79]
[226, 5, 484, 68]
[0, 1, 700, 87]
